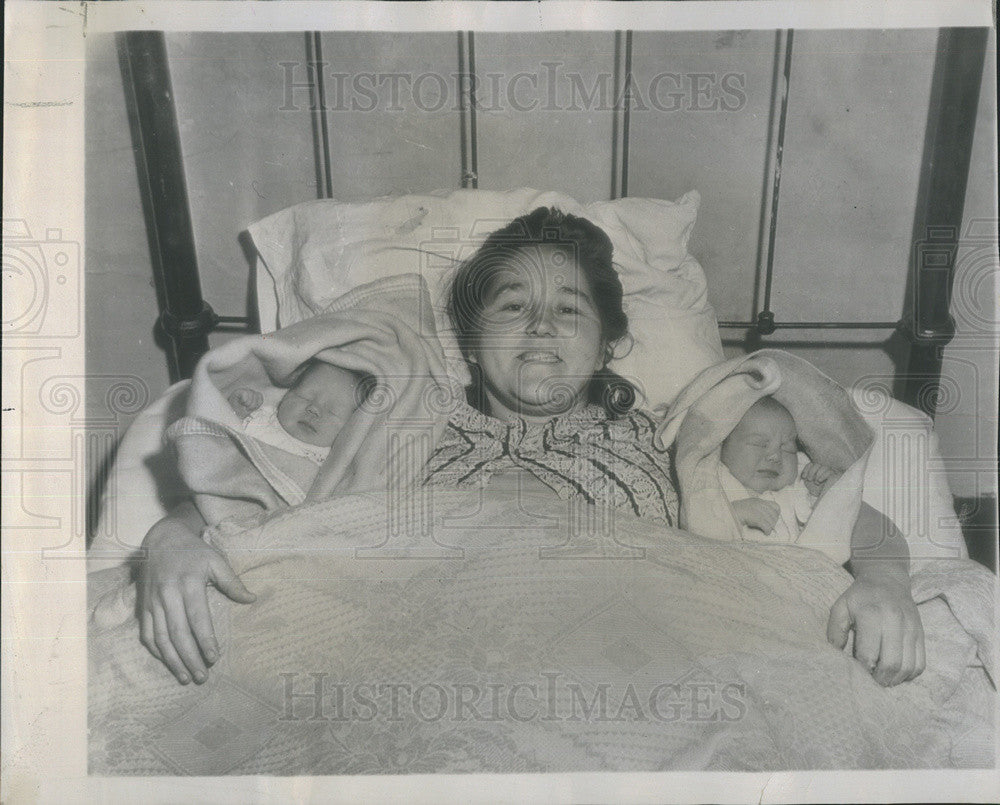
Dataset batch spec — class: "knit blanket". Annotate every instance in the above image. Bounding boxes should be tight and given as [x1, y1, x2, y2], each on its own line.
[656, 349, 876, 564]
[166, 274, 453, 526]
[89, 488, 995, 774]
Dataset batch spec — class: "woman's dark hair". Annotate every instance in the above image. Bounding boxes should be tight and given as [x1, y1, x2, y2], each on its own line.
[447, 206, 637, 418]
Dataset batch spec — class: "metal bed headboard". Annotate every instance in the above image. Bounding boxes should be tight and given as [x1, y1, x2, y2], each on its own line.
[118, 28, 988, 418]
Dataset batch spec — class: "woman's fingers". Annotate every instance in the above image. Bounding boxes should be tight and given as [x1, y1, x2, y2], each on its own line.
[912, 625, 927, 679]
[826, 594, 851, 649]
[873, 615, 904, 686]
[210, 555, 257, 605]
[903, 612, 925, 682]
[182, 577, 220, 665]
[893, 632, 917, 687]
[151, 603, 192, 684]
[160, 587, 209, 683]
[852, 612, 882, 673]
[139, 607, 162, 661]
[827, 579, 925, 685]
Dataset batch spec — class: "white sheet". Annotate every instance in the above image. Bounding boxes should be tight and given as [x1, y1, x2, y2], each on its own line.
[88, 489, 994, 774]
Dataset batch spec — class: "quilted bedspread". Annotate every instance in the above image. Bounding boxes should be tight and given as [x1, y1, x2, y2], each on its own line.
[89, 489, 995, 774]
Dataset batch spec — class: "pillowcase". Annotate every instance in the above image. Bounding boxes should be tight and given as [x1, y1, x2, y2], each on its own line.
[850, 386, 966, 563]
[248, 188, 724, 409]
[88, 380, 191, 573]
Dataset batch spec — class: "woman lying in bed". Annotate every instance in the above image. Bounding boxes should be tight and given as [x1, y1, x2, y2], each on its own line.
[136, 207, 923, 689]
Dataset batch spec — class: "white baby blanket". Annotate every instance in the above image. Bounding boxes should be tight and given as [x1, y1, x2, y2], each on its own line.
[657, 349, 875, 564]
[168, 273, 454, 526]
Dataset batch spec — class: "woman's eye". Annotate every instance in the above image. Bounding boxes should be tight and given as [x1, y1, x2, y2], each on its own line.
[557, 305, 579, 315]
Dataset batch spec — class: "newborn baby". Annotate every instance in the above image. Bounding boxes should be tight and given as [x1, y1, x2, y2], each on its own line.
[718, 396, 841, 545]
[228, 359, 371, 466]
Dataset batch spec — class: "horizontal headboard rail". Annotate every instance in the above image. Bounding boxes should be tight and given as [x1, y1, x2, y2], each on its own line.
[123, 28, 988, 419]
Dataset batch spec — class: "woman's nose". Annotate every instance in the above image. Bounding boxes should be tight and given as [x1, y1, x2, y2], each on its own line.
[305, 402, 319, 417]
[526, 306, 556, 336]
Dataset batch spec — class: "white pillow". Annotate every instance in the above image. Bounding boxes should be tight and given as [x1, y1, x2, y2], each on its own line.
[88, 380, 191, 572]
[248, 188, 724, 409]
[850, 385, 966, 563]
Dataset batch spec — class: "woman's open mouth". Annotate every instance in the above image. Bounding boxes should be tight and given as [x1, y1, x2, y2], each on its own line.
[518, 351, 561, 364]
[757, 469, 779, 478]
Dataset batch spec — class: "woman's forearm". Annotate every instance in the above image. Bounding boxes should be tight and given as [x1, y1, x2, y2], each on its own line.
[173, 498, 207, 531]
[848, 502, 910, 585]
[144, 499, 207, 548]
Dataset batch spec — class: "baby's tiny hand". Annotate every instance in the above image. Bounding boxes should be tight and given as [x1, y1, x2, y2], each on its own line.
[731, 498, 781, 534]
[228, 387, 263, 417]
[801, 462, 841, 497]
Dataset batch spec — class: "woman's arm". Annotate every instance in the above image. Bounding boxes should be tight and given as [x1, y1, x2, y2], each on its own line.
[826, 503, 925, 686]
[138, 500, 256, 684]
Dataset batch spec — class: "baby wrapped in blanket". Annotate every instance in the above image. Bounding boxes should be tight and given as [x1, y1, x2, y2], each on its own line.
[658, 350, 938, 688]
[166, 273, 452, 527]
[659, 349, 876, 566]
[718, 396, 844, 556]
[226, 360, 371, 468]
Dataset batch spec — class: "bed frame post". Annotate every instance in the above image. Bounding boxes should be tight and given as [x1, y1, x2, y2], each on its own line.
[457, 32, 479, 189]
[119, 31, 216, 382]
[901, 27, 988, 417]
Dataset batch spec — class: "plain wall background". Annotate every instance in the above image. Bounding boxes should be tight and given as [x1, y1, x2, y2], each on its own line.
[85, 29, 997, 508]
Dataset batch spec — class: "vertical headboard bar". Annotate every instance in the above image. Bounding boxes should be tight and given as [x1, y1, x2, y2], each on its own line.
[610, 31, 623, 199]
[458, 31, 479, 189]
[902, 27, 989, 417]
[756, 29, 795, 336]
[119, 31, 213, 382]
[610, 30, 632, 200]
[611, 31, 634, 199]
[306, 32, 334, 199]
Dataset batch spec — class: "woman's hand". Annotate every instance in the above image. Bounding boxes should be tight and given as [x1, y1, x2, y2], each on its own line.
[826, 574, 925, 686]
[826, 501, 925, 686]
[138, 503, 256, 684]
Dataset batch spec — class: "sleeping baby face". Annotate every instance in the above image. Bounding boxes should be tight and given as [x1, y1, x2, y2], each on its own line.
[719, 397, 799, 493]
[276, 362, 366, 448]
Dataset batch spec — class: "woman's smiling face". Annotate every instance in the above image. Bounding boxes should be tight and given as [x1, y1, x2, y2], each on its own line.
[466, 244, 605, 421]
